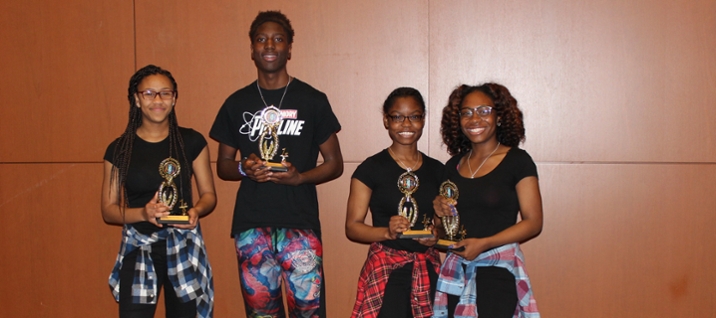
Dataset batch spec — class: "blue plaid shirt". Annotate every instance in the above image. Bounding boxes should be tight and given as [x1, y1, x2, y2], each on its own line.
[109, 224, 214, 318]
[433, 243, 539, 318]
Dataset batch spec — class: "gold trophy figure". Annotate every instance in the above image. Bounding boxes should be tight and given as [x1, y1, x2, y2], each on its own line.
[435, 180, 465, 249]
[156, 158, 190, 224]
[259, 106, 288, 172]
[396, 171, 434, 239]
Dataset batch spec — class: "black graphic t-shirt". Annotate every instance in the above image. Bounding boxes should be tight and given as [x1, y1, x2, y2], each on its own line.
[210, 78, 341, 234]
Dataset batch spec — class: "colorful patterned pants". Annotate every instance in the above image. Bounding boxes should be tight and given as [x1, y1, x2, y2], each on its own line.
[235, 227, 324, 318]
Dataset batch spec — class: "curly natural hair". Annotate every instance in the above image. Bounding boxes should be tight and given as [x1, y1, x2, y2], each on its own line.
[440, 83, 525, 156]
[249, 11, 295, 44]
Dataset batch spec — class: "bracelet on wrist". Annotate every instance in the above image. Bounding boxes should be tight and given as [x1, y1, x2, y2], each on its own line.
[238, 160, 247, 177]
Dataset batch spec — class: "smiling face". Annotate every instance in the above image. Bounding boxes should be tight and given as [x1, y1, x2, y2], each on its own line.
[384, 96, 425, 146]
[459, 90, 498, 145]
[135, 74, 176, 125]
[251, 21, 292, 75]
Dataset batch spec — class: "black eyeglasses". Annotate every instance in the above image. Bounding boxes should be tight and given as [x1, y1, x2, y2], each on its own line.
[460, 105, 493, 118]
[388, 114, 425, 123]
[139, 89, 175, 101]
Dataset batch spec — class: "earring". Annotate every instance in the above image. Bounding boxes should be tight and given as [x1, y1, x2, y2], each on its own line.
[497, 121, 502, 126]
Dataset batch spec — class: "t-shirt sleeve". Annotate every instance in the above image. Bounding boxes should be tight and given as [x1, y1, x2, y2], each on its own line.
[183, 128, 208, 161]
[351, 158, 376, 190]
[103, 138, 119, 164]
[513, 149, 538, 182]
[312, 92, 341, 146]
[209, 98, 240, 149]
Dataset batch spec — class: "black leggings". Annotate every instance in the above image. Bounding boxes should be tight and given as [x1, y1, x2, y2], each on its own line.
[377, 261, 438, 318]
[119, 240, 196, 318]
[447, 266, 517, 318]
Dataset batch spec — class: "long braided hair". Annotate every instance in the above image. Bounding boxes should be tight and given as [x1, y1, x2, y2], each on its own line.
[109, 65, 192, 219]
[440, 83, 525, 156]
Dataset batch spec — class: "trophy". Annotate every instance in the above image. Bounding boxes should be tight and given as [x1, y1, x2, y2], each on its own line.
[396, 171, 434, 239]
[259, 106, 288, 172]
[156, 158, 190, 224]
[435, 180, 466, 249]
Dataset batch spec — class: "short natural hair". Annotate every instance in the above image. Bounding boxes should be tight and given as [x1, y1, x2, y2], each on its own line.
[249, 11, 295, 44]
[382, 87, 426, 114]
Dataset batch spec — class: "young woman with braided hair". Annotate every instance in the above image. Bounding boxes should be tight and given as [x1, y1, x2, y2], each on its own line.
[432, 83, 542, 318]
[101, 65, 216, 318]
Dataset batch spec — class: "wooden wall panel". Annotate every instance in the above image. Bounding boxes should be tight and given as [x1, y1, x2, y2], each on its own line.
[316, 164, 367, 317]
[2, 0, 716, 317]
[530, 163, 716, 317]
[427, 0, 716, 163]
[132, 0, 245, 144]
[0, 0, 134, 163]
[0, 164, 120, 317]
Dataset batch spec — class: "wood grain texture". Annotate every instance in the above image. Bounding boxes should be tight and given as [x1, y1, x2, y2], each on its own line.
[0, 0, 134, 163]
[0, 164, 120, 316]
[1, 0, 716, 317]
[427, 0, 716, 163]
[530, 163, 716, 317]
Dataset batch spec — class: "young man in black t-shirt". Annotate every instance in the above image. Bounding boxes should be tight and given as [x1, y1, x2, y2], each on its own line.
[210, 11, 343, 318]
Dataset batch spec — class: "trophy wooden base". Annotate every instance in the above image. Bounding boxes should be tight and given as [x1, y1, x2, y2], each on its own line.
[397, 229, 434, 239]
[265, 162, 288, 172]
[435, 239, 464, 251]
[157, 215, 190, 224]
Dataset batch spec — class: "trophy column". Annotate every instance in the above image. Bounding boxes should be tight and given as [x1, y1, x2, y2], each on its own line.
[435, 180, 465, 250]
[258, 106, 288, 172]
[396, 170, 434, 239]
[157, 157, 190, 224]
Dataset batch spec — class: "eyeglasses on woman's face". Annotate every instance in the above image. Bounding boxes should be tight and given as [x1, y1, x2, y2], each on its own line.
[388, 114, 425, 123]
[139, 89, 175, 101]
[460, 105, 493, 118]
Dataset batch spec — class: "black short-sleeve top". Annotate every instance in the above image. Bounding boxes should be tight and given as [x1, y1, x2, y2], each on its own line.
[442, 147, 538, 238]
[104, 127, 207, 234]
[352, 149, 445, 252]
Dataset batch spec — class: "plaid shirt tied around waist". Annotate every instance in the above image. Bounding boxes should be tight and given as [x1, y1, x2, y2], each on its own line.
[433, 243, 539, 318]
[108, 224, 214, 318]
[351, 242, 441, 318]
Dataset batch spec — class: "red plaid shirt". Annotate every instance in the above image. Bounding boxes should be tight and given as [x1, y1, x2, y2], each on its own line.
[351, 242, 441, 318]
